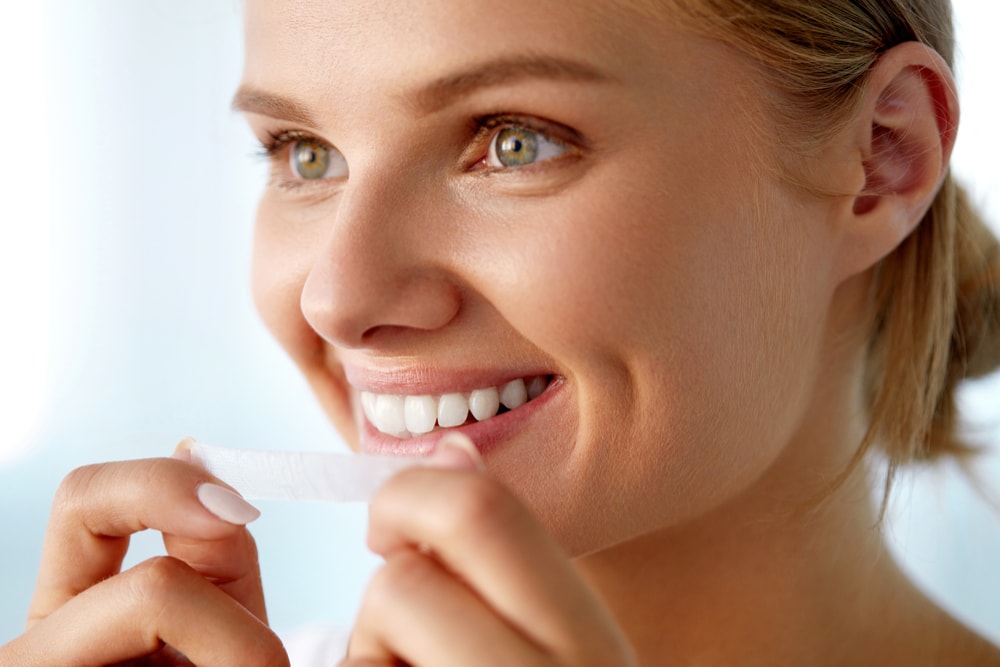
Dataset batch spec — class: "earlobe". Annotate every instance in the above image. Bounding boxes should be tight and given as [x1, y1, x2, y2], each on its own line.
[836, 42, 959, 279]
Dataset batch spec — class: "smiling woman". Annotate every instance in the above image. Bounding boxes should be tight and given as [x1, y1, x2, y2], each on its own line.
[2, 1, 1000, 666]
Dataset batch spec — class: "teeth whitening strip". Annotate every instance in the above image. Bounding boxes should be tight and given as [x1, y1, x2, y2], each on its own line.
[189, 442, 425, 503]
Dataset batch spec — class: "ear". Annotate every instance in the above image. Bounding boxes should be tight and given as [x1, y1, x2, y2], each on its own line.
[834, 41, 959, 280]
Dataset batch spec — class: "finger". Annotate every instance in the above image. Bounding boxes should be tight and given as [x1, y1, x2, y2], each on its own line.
[367, 448, 626, 660]
[11, 556, 288, 667]
[349, 549, 544, 667]
[166, 439, 268, 619]
[27, 454, 263, 626]
[161, 525, 267, 622]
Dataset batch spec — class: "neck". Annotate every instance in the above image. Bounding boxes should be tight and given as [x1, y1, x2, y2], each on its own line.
[572, 273, 997, 665]
[576, 465, 927, 665]
[575, 270, 939, 664]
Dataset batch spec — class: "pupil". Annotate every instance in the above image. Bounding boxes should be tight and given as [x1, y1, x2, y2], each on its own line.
[496, 128, 537, 167]
[502, 136, 524, 154]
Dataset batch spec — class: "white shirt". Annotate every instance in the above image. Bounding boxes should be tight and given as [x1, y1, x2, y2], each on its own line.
[282, 623, 351, 667]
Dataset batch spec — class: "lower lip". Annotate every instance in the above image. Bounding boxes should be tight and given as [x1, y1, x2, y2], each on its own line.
[358, 378, 564, 457]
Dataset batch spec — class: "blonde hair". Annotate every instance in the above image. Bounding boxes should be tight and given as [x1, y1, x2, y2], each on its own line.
[634, 1, 1000, 479]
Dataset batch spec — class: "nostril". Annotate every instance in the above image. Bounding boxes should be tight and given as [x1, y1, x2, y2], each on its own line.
[301, 264, 463, 349]
[359, 323, 425, 344]
[363, 276, 463, 336]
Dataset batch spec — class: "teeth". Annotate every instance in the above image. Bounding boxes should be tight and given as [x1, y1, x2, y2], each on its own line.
[469, 386, 500, 421]
[527, 376, 547, 400]
[437, 392, 469, 428]
[404, 395, 438, 434]
[361, 376, 550, 439]
[499, 378, 527, 410]
[374, 394, 407, 437]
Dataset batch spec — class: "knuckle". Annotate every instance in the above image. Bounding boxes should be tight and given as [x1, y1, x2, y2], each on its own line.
[123, 557, 289, 667]
[436, 474, 515, 539]
[127, 556, 193, 608]
[52, 466, 122, 537]
[53, 463, 104, 512]
[364, 550, 434, 616]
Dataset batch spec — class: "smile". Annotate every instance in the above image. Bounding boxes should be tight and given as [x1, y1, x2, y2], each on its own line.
[361, 375, 552, 439]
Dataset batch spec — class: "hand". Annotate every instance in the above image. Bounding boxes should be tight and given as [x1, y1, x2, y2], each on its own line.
[0, 443, 288, 667]
[343, 433, 637, 667]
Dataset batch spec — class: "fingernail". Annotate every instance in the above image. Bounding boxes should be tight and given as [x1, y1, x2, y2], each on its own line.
[429, 432, 485, 472]
[171, 436, 197, 462]
[196, 483, 261, 525]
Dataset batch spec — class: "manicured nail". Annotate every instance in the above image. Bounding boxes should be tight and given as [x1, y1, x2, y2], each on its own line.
[430, 432, 485, 472]
[196, 483, 261, 525]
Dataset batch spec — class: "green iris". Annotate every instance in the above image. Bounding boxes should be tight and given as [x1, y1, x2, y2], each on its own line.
[494, 127, 539, 167]
[291, 140, 332, 180]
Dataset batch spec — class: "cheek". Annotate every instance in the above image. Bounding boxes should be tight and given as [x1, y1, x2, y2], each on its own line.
[251, 198, 359, 445]
[629, 198, 833, 526]
[250, 202, 316, 365]
[468, 166, 833, 539]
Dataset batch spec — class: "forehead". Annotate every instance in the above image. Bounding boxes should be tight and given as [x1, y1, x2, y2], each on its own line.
[241, 0, 676, 105]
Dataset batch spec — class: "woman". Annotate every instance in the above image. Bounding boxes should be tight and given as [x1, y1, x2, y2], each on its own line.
[4, 0, 999, 664]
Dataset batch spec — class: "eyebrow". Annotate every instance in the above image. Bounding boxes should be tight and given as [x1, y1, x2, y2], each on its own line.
[409, 55, 617, 114]
[230, 55, 616, 123]
[231, 87, 317, 126]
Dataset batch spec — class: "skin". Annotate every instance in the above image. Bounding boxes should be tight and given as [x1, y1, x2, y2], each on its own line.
[2, 1, 998, 665]
[247, 0, 842, 556]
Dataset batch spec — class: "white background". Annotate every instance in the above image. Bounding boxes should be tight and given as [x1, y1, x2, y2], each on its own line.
[1, 0, 998, 645]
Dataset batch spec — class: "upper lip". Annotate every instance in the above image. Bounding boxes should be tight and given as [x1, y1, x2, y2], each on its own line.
[341, 363, 555, 396]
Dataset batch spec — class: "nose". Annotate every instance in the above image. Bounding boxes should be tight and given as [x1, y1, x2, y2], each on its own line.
[300, 177, 462, 349]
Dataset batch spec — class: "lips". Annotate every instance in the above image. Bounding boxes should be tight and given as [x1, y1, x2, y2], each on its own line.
[360, 375, 552, 439]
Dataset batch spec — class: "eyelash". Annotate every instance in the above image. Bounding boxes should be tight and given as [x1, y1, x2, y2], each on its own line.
[255, 130, 320, 190]
[254, 115, 578, 189]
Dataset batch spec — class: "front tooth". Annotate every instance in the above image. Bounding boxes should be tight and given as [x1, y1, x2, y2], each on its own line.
[527, 376, 547, 400]
[374, 394, 407, 435]
[469, 386, 500, 421]
[405, 395, 438, 434]
[500, 378, 527, 410]
[437, 392, 469, 428]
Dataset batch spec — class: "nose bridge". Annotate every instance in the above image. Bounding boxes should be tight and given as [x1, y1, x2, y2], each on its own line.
[300, 174, 461, 348]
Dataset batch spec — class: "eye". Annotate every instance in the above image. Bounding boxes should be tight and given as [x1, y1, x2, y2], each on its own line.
[486, 126, 568, 168]
[289, 138, 348, 180]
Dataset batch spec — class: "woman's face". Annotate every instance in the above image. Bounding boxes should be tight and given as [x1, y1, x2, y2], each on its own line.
[240, 0, 848, 554]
